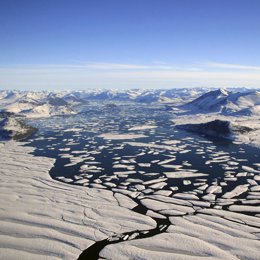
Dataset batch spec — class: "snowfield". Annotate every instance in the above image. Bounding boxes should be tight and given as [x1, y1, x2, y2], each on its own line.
[0, 142, 155, 260]
[0, 141, 259, 260]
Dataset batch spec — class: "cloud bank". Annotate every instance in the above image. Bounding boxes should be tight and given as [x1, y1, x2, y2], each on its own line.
[0, 62, 259, 90]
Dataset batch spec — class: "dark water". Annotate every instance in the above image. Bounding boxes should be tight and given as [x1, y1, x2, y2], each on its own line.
[23, 102, 260, 259]
[25, 103, 259, 196]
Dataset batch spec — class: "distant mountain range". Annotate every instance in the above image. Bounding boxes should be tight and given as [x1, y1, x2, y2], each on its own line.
[0, 88, 205, 118]
[0, 88, 260, 118]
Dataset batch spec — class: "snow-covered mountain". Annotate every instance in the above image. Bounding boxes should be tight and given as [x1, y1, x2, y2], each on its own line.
[182, 88, 229, 112]
[0, 88, 205, 103]
[182, 88, 260, 115]
[0, 91, 76, 118]
[1, 88, 259, 118]
[0, 88, 206, 117]
[0, 116, 37, 140]
[177, 119, 253, 139]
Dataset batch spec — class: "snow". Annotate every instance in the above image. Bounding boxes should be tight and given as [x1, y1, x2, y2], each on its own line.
[166, 89, 260, 148]
[129, 125, 157, 131]
[98, 133, 147, 140]
[0, 141, 155, 260]
[182, 89, 260, 115]
[3, 100, 75, 118]
[222, 185, 249, 199]
[140, 198, 195, 214]
[229, 205, 260, 213]
[1, 140, 260, 259]
[0, 117, 36, 140]
[0, 91, 76, 118]
[100, 211, 260, 260]
[126, 142, 180, 151]
[174, 114, 260, 148]
[0, 117, 27, 135]
[1, 88, 260, 259]
[164, 171, 207, 178]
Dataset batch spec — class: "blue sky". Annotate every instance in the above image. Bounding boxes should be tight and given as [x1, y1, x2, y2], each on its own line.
[0, 0, 260, 89]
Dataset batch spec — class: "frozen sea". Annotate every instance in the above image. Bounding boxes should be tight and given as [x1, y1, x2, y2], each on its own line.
[19, 101, 260, 259]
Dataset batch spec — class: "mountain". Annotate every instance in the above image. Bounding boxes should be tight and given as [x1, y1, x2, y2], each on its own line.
[182, 89, 260, 115]
[182, 88, 229, 112]
[56, 88, 205, 103]
[62, 93, 86, 104]
[1, 88, 259, 118]
[0, 88, 205, 104]
[0, 91, 76, 118]
[177, 119, 253, 139]
[21, 103, 76, 118]
[0, 116, 37, 140]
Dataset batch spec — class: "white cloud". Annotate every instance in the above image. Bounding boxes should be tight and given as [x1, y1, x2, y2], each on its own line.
[83, 63, 174, 70]
[205, 62, 260, 71]
[0, 63, 170, 70]
[0, 62, 260, 90]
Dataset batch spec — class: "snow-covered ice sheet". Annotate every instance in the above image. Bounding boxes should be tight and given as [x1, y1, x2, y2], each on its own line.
[99, 209, 260, 260]
[0, 142, 155, 260]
